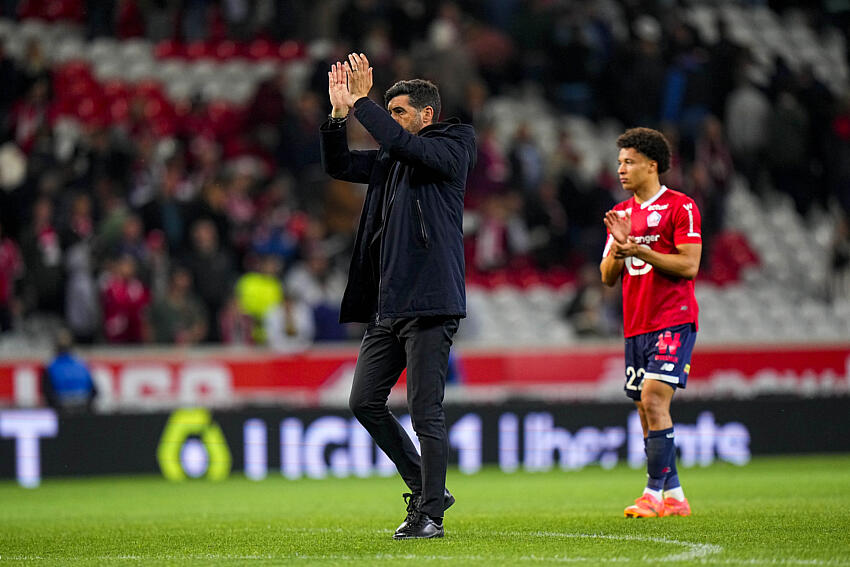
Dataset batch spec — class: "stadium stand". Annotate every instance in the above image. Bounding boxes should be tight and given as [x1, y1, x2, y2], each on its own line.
[0, 0, 848, 355]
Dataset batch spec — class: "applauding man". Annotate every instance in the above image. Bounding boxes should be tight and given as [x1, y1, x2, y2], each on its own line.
[320, 53, 476, 539]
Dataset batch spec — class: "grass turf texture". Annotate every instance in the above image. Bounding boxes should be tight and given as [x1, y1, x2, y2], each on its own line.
[1, 455, 848, 566]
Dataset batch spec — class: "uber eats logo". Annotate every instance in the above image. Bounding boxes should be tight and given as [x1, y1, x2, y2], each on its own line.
[157, 409, 231, 481]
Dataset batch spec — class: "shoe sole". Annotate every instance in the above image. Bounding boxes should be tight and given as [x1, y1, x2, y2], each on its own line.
[624, 512, 661, 518]
[393, 531, 444, 540]
[624, 507, 662, 518]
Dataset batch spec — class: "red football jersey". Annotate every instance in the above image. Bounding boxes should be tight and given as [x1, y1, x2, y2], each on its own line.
[603, 186, 702, 337]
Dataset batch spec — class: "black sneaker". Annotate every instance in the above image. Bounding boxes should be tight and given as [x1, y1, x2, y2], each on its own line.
[392, 513, 444, 540]
[394, 489, 455, 536]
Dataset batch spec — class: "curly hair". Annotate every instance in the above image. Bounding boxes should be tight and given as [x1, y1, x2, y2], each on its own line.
[384, 79, 441, 122]
[616, 127, 672, 173]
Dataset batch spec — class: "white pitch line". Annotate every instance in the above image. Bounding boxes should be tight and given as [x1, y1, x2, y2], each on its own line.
[497, 531, 723, 562]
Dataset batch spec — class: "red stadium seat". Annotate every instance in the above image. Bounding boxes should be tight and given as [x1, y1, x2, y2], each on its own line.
[134, 79, 166, 102]
[214, 40, 241, 60]
[153, 40, 184, 59]
[45, 0, 83, 21]
[75, 94, 107, 127]
[185, 40, 215, 60]
[247, 38, 276, 60]
[278, 40, 304, 61]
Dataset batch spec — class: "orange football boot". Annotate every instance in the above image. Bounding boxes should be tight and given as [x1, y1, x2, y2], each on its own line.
[661, 497, 691, 517]
[624, 493, 664, 518]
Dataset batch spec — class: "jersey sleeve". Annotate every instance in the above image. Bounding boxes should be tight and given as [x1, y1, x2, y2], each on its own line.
[672, 198, 702, 245]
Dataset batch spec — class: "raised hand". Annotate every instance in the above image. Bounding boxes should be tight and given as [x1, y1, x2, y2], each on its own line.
[604, 210, 631, 244]
[344, 52, 373, 101]
[328, 62, 351, 118]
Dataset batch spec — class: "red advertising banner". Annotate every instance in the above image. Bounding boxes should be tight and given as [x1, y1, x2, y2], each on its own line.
[1, 343, 848, 410]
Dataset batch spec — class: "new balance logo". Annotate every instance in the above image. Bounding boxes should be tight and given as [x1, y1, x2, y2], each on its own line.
[660, 363, 675, 372]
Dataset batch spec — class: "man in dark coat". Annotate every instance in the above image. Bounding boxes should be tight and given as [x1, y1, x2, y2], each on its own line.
[320, 53, 476, 540]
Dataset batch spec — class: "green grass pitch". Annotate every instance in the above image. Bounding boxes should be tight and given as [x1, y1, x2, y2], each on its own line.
[1, 455, 848, 565]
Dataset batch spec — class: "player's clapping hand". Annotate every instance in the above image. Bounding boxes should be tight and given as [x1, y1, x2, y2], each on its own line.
[344, 52, 373, 101]
[611, 236, 639, 259]
[604, 210, 631, 244]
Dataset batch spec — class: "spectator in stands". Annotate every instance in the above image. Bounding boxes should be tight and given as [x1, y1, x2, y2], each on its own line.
[101, 254, 150, 343]
[472, 193, 531, 273]
[724, 70, 771, 192]
[564, 263, 620, 338]
[465, 122, 508, 210]
[827, 94, 850, 216]
[234, 253, 283, 344]
[184, 178, 231, 248]
[111, 213, 147, 264]
[766, 90, 812, 214]
[829, 212, 850, 302]
[20, 196, 64, 317]
[41, 328, 97, 414]
[146, 265, 208, 344]
[62, 194, 99, 344]
[223, 159, 258, 254]
[218, 290, 254, 345]
[692, 115, 734, 248]
[264, 291, 315, 353]
[17, 39, 50, 98]
[10, 78, 50, 154]
[277, 90, 324, 180]
[606, 14, 665, 128]
[0, 221, 23, 333]
[250, 203, 299, 264]
[524, 180, 569, 270]
[183, 218, 237, 342]
[137, 155, 191, 253]
[284, 245, 347, 341]
[0, 39, 20, 117]
[508, 122, 545, 195]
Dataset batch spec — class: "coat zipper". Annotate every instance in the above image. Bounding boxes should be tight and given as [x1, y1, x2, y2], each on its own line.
[415, 199, 429, 245]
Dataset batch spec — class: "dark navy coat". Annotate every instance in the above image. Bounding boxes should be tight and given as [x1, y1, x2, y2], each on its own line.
[320, 97, 476, 323]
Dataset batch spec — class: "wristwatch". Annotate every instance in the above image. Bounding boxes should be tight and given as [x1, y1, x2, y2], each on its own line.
[328, 114, 348, 125]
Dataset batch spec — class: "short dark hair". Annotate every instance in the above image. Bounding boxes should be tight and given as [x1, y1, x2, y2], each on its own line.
[616, 127, 672, 173]
[384, 79, 441, 122]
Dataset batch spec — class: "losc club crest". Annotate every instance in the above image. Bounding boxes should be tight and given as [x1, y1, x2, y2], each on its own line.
[647, 211, 662, 227]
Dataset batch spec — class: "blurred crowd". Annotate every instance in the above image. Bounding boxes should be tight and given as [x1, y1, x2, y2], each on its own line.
[0, 0, 849, 346]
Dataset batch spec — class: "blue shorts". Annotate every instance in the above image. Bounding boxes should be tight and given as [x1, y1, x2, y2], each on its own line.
[623, 323, 697, 401]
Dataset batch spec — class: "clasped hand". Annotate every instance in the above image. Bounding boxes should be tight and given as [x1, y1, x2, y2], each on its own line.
[603, 209, 638, 259]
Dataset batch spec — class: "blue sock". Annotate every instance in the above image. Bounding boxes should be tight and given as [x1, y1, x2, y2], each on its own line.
[663, 438, 680, 491]
[646, 428, 675, 491]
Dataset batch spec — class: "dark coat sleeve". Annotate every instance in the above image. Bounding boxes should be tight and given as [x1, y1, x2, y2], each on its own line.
[353, 98, 470, 180]
[319, 119, 378, 184]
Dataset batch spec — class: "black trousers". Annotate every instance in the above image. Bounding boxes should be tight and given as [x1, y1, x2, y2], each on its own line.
[349, 316, 459, 518]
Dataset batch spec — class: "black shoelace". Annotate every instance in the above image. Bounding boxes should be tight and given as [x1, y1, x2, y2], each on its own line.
[402, 492, 421, 524]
